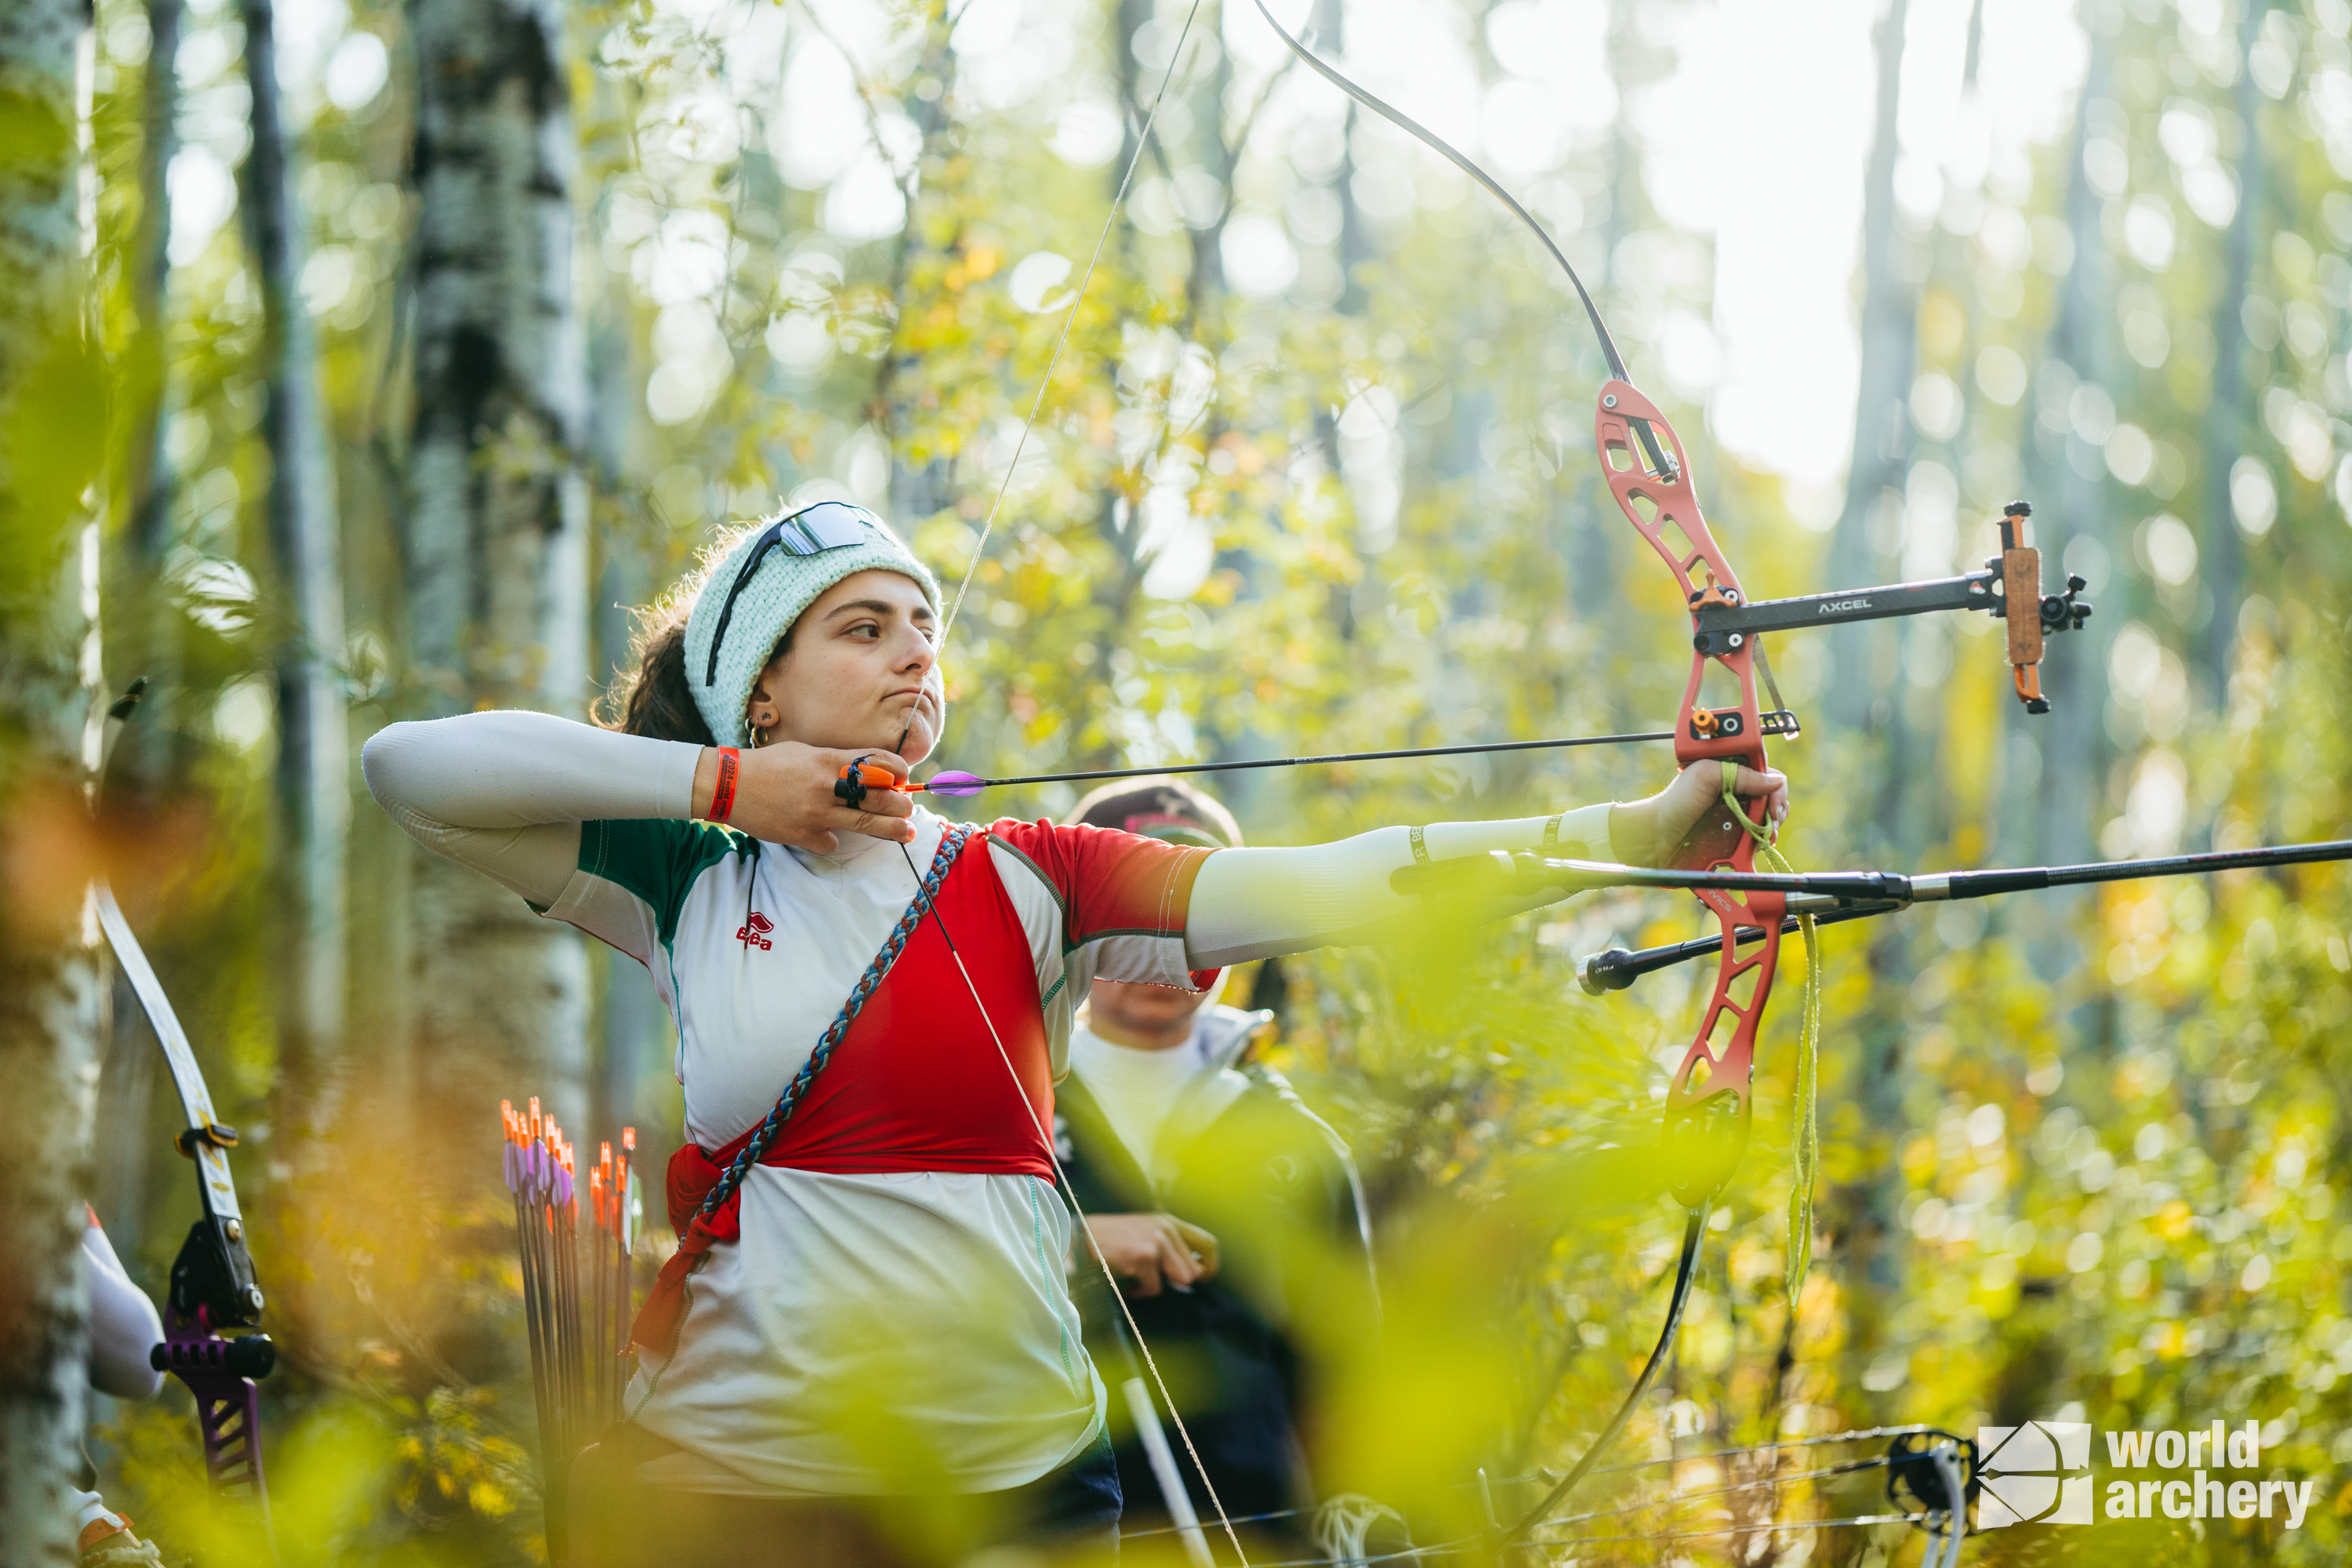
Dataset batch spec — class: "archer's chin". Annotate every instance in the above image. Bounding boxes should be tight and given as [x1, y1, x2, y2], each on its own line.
[895, 710, 945, 765]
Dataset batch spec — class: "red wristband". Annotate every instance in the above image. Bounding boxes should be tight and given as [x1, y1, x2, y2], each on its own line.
[709, 747, 739, 822]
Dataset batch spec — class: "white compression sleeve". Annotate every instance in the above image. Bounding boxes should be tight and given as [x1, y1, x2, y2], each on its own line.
[361, 712, 703, 906]
[1184, 803, 1617, 968]
[82, 1219, 162, 1400]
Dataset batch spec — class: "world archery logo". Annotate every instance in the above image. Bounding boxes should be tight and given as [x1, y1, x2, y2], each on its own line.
[736, 911, 775, 950]
[1976, 1421, 2095, 1526]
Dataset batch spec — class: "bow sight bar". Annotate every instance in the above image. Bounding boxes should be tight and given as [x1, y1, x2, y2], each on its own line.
[1685, 502, 2091, 727]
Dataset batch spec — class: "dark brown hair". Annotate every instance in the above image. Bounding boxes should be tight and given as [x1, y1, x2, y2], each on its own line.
[598, 530, 795, 746]
[601, 597, 717, 744]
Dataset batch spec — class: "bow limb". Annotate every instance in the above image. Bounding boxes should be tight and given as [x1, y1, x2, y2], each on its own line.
[1242, 0, 1679, 477]
[1244, 0, 1624, 373]
[1595, 380, 1784, 1204]
[1508, 387, 1787, 1544]
[94, 685, 280, 1556]
[1231, 7, 1788, 1153]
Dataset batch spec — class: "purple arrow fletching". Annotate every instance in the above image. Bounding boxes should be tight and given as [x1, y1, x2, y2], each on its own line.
[503, 1139, 518, 1196]
[921, 771, 986, 797]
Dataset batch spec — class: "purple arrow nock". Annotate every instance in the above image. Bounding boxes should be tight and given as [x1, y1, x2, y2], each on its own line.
[921, 770, 987, 797]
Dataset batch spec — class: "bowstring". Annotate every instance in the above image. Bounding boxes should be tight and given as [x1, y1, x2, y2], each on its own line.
[936, 0, 1210, 648]
[910, 0, 1240, 1549]
[891, 828, 1253, 1566]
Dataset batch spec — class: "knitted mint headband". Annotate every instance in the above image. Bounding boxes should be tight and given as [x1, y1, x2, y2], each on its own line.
[682, 502, 942, 749]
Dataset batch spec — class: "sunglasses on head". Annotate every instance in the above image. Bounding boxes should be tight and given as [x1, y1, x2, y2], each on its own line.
[702, 502, 885, 687]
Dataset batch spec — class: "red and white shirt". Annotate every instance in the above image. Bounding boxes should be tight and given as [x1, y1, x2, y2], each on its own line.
[361, 708, 1617, 1494]
[544, 805, 1210, 1495]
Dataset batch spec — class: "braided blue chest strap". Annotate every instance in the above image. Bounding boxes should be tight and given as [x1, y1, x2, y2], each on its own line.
[697, 822, 975, 1219]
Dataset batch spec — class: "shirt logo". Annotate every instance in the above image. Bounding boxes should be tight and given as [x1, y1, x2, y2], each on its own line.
[736, 911, 775, 950]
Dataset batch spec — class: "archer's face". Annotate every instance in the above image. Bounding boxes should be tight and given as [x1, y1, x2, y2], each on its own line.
[750, 569, 946, 761]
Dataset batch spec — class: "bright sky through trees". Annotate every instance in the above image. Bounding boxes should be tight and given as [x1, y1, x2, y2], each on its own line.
[742, 0, 2092, 483]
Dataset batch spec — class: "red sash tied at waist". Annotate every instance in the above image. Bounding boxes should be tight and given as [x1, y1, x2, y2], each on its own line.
[626, 825, 1065, 1358]
[626, 1127, 765, 1358]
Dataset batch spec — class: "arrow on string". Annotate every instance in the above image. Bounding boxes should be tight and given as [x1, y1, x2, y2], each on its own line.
[877, 714, 1798, 798]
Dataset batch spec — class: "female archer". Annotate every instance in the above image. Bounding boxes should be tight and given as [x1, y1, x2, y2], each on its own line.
[361, 500, 1785, 1565]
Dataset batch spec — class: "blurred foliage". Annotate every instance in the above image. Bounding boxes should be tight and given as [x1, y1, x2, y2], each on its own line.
[60, 0, 2352, 1560]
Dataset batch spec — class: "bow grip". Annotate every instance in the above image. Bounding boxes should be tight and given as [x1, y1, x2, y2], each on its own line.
[1669, 800, 1753, 876]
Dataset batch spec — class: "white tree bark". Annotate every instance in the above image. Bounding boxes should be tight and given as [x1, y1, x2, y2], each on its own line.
[0, 2, 101, 1559]
[128, 0, 181, 565]
[405, 0, 591, 1119]
[2198, 0, 2263, 695]
[2031, 31, 2114, 874]
[239, 0, 348, 1092]
[1824, 0, 1916, 735]
[94, 0, 188, 1270]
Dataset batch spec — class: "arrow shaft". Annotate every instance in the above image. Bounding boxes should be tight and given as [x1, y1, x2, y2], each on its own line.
[1390, 853, 1912, 902]
[931, 728, 1679, 793]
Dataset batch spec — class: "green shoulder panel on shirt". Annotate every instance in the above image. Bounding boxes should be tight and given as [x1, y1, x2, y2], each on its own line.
[577, 817, 747, 946]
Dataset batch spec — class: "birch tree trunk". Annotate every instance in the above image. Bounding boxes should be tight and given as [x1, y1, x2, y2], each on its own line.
[1824, 0, 1920, 1431]
[1824, 0, 1915, 736]
[405, 0, 591, 1125]
[1319, 0, 1367, 317]
[239, 0, 348, 1108]
[0, 2, 103, 1557]
[1180, 26, 1232, 321]
[881, 2, 959, 531]
[126, 0, 180, 566]
[2198, 0, 2264, 697]
[1570, 0, 1643, 635]
[96, 0, 186, 1260]
[2029, 32, 2114, 875]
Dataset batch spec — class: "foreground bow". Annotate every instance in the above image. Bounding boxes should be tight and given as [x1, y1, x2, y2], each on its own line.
[96, 682, 281, 1561]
